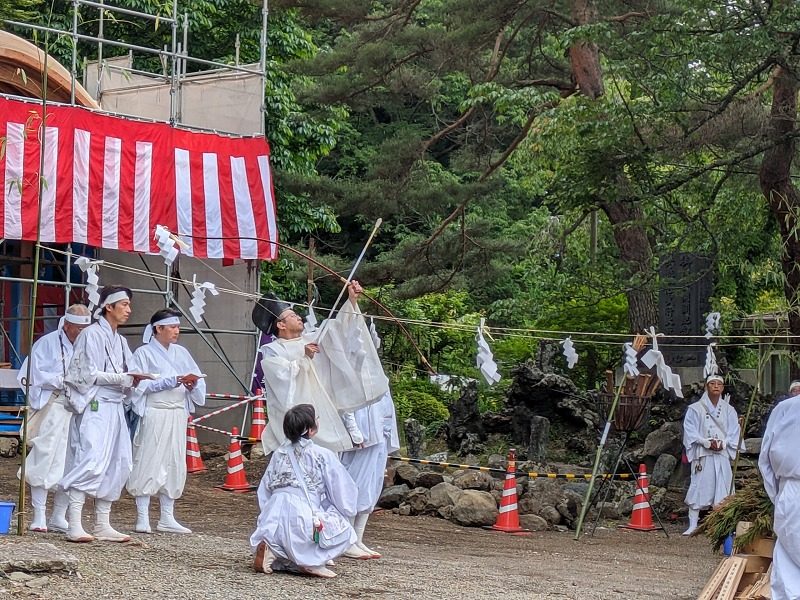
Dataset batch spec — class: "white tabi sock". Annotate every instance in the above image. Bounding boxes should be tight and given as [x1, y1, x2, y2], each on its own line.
[29, 486, 48, 531]
[49, 489, 69, 533]
[683, 508, 700, 536]
[66, 489, 93, 543]
[94, 499, 130, 542]
[156, 494, 191, 534]
[353, 512, 381, 557]
[135, 496, 152, 533]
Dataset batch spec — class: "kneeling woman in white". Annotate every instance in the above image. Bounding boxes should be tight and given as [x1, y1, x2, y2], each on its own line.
[126, 309, 206, 534]
[251, 404, 358, 578]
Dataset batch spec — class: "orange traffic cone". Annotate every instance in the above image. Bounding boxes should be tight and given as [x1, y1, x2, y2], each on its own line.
[619, 464, 658, 531]
[215, 427, 257, 493]
[186, 416, 207, 474]
[248, 392, 266, 441]
[484, 448, 531, 536]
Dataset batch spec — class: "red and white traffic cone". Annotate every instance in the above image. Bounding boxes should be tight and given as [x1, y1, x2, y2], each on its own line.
[619, 463, 657, 532]
[186, 416, 207, 474]
[216, 427, 257, 493]
[248, 392, 266, 442]
[484, 448, 531, 536]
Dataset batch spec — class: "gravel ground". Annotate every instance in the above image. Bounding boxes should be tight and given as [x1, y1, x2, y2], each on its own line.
[0, 454, 720, 600]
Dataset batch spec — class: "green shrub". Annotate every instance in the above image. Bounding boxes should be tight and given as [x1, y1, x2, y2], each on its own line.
[394, 390, 450, 425]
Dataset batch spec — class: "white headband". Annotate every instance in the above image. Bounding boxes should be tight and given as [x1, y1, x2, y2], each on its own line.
[142, 316, 181, 343]
[64, 313, 91, 325]
[101, 291, 130, 307]
[790, 381, 800, 391]
[706, 375, 724, 384]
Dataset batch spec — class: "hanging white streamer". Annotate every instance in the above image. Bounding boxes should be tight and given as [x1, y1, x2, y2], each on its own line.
[623, 342, 640, 378]
[154, 224, 180, 266]
[476, 318, 501, 385]
[640, 326, 683, 398]
[74, 256, 102, 311]
[304, 300, 318, 334]
[561, 337, 578, 369]
[369, 316, 381, 350]
[703, 342, 719, 378]
[705, 312, 721, 339]
[189, 276, 220, 323]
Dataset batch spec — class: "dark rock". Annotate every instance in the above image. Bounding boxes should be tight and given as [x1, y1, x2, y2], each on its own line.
[458, 433, 485, 457]
[0, 540, 78, 573]
[394, 462, 420, 487]
[557, 490, 583, 527]
[404, 418, 426, 459]
[519, 514, 549, 532]
[404, 487, 431, 515]
[538, 505, 562, 525]
[453, 470, 494, 491]
[200, 443, 227, 460]
[651, 454, 678, 488]
[563, 482, 590, 498]
[428, 482, 463, 509]
[445, 381, 485, 452]
[451, 490, 498, 527]
[397, 503, 412, 516]
[482, 411, 513, 434]
[487, 454, 506, 472]
[517, 495, 542, 515]
[0, 437, 18, 458]
[642, 421, 683, 458]
[438, 505, 454, 520]
[377, 484, 410, 509]
[425, 452, 449, 462]
[744, 438, 762, 455]
[415, 471, 445, 489]
[528, 416, 550, 463]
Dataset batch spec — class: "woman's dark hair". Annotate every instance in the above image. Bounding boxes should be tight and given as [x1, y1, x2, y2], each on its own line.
[283, 404, 316, 444]
[150, 308, 181, 336]
[98, 286, 133, 314]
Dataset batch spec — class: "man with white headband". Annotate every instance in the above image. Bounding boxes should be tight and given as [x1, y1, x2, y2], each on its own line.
[681, 373, 745, 535]
[18, 304, 90, 532]
[760, 381, 800, 599]
[126, 308, 205, 534]
[60, 285, 150, 543]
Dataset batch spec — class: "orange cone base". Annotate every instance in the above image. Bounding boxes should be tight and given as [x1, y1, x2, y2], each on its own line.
[483, 524, 532, 536]
[215, 482, 257, 493]
[618, 522, 658, 532]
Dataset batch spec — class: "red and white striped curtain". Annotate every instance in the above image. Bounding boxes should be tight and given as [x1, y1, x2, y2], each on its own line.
[0, 96, 278, 260]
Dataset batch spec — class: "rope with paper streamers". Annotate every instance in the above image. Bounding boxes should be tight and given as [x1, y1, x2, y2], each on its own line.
[189, 276, 219, 323]
[36, 245, 786, 354]
[74, 256, 102, 312]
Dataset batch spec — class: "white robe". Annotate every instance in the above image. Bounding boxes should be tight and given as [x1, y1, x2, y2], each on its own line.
[340, 392, 400, 513]
[683, 393, 744, 510]
[259, 303, 389, 454]
[250, 438, 357, 567]
[759, 394, 800, 600]
[59, 318, 134, 501]
[18, 329, 74, 489]
[126, 340, 206, 498]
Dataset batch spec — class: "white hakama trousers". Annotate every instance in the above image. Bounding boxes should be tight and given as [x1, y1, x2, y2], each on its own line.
[250, 486, 355, 568]
[127, 388, 187, 499]
[685, 453, 733, 510]
[59, 398, 132, 501]
[339, 440, 388, 514]
[771, 479, 800, 600]
[23, 394, 72, 489]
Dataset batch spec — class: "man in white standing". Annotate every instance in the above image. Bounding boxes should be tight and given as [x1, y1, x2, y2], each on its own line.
[60, 286, 150, 543]
[126, 308, 206, 534]
[253, 281, 388, 456]
[681, 374, 745, 535]
[759, 389, 800, 600]
[18, 304, 90, 532]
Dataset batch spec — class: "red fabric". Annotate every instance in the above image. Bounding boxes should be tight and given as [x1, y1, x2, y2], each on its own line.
[0, 96, 278, 260]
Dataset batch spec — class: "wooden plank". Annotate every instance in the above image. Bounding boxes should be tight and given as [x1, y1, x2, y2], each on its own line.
[741, 555, 771, 574]
[699, 559, 734, 600]
[717, 557, 748, 600]
[741, 537, 775, 559]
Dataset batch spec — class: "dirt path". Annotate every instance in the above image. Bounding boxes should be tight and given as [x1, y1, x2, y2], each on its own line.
[0, 455, 719, 599]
